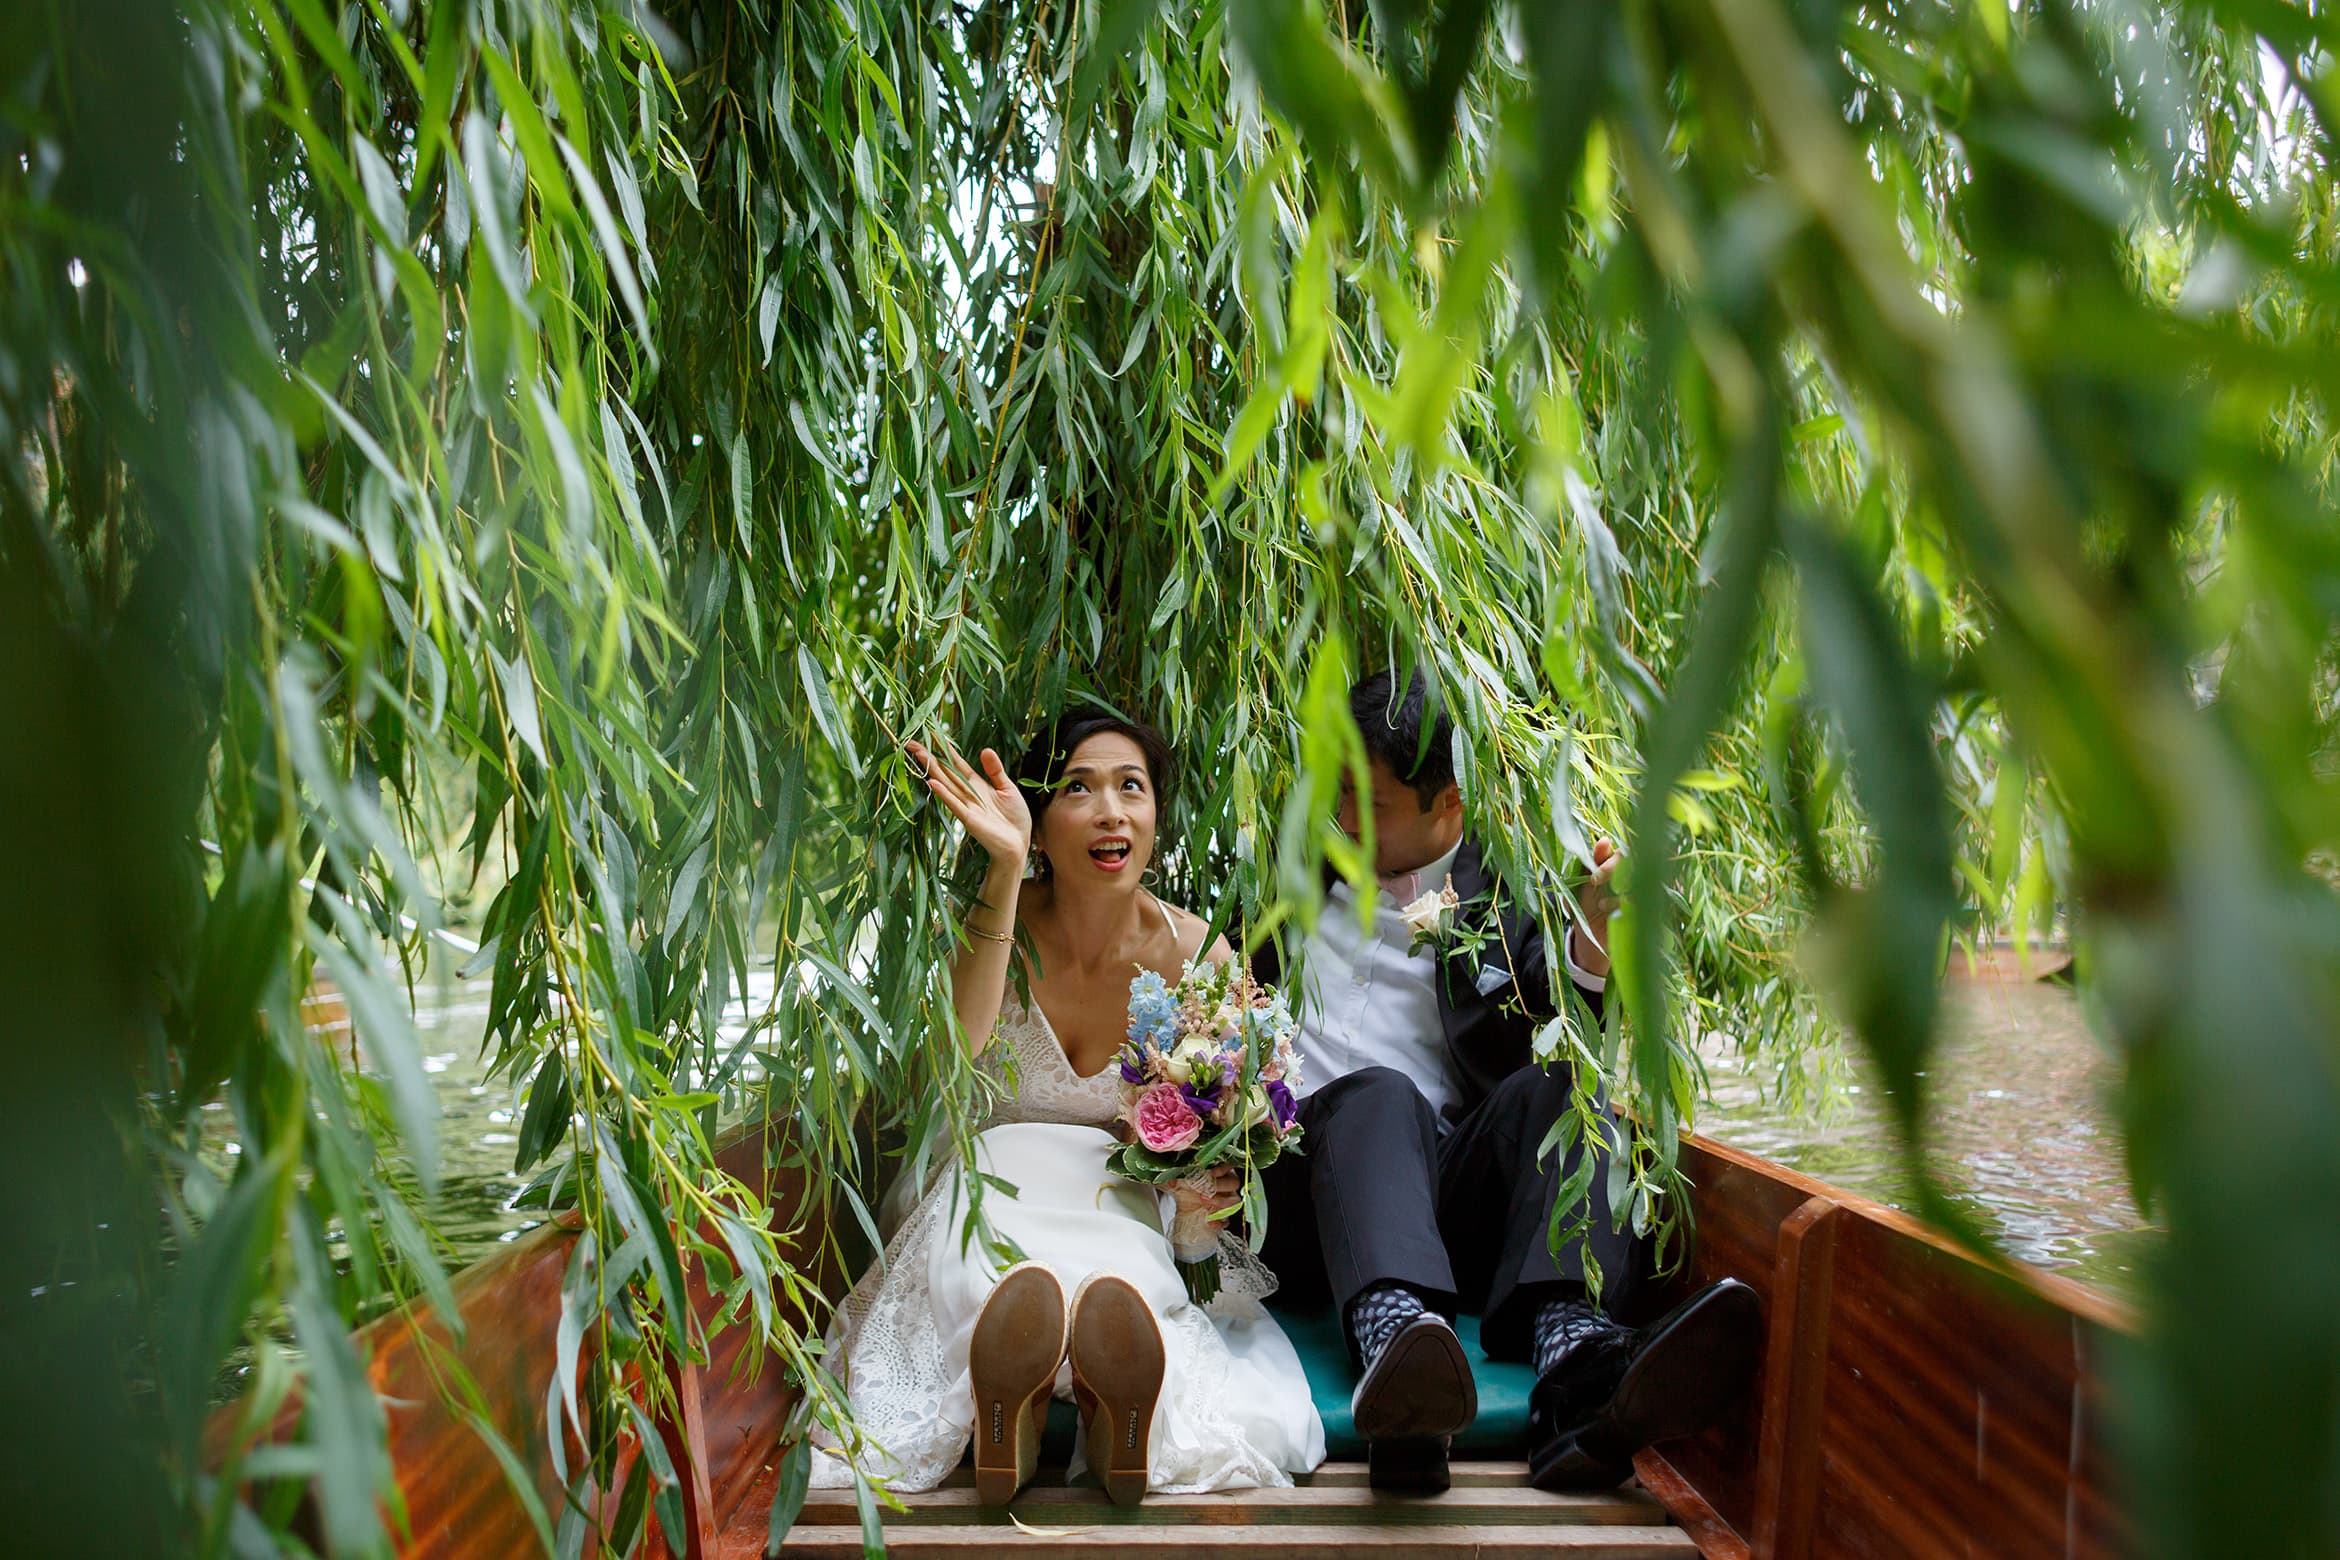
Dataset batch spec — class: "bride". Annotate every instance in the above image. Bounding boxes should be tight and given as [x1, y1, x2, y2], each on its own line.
[809, 707, 1325, 1503]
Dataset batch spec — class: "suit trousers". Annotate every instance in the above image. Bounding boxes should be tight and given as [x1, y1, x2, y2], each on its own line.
[1259, 1063, 1639, 1364]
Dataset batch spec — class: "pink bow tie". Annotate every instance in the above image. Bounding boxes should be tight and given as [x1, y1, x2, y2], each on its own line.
[1378, 870, 1422, 903]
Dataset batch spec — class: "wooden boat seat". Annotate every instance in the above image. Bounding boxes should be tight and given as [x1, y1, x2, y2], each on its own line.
[718, 1459, 1697, 1558]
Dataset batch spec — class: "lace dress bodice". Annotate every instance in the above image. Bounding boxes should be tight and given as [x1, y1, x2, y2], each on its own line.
[975, 995, 1124, 1128]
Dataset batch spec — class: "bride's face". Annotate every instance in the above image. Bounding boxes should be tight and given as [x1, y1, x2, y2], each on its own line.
[1038, 731, 1158, 888]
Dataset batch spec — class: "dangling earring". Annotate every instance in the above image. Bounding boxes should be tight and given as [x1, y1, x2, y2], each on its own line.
[1029, 846, 1049, 880]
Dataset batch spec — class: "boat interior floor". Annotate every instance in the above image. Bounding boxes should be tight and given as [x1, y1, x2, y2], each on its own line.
[724, 1458, 1696, 1558]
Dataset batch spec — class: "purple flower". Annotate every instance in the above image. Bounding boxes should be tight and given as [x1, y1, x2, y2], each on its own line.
[1119, 1055, 1145, 1086]
[1266, 1079, 1298, 1129]
[1179, 1082, 1220, 1121]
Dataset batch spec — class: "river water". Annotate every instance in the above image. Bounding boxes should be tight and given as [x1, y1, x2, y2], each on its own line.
[409, 964, 2156, 1298]
[1697, 971, 2153, 1295]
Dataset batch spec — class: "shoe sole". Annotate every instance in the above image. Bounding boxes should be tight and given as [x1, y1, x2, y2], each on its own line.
[1069, 1274, 1163, 1506]
[1352, 1314, 1478, 1442]
[1531, 1280, 1764, 1492]
[970, 1263, 1067, 1505]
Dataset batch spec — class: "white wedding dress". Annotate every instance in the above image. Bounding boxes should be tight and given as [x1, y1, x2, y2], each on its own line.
[808, 993, 1326, 1493]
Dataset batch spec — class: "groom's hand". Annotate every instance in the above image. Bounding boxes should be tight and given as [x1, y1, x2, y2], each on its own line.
[1568, 838, 1620, 979]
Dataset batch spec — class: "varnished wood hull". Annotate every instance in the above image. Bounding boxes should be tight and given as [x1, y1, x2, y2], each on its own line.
[1633, 1136, 2130, 1558]
[209, 1117, 2130, 1558]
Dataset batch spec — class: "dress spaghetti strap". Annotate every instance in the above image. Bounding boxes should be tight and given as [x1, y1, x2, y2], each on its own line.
[1147, 890, 1198, 961]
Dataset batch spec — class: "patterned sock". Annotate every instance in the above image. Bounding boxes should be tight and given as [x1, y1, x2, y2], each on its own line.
[1349, 1283, 1429, 1368]
[1533, 1294, 1621, 1378]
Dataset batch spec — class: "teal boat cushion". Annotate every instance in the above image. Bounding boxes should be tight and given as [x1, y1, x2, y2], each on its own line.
[1268, 1304, 1539, 1457]
[1034, 1306, 1538, 1461]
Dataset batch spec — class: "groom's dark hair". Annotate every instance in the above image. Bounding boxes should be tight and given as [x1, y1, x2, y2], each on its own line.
[1351, 668, 1454, 810]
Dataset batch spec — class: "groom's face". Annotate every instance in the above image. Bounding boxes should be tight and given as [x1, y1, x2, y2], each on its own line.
[1338, 755, 1465, 875]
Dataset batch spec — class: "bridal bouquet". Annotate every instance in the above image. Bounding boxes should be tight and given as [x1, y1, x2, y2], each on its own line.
[1106, 959, 1305, 1304]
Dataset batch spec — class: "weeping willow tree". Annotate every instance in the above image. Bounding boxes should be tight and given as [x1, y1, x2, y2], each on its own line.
[4, 0, 2337, 1554]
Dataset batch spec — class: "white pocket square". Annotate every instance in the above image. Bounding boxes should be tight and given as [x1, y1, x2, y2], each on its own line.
[1474, 964, 1513, 997]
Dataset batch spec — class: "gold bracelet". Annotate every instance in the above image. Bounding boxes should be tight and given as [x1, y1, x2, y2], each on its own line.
[965, 922, 1013, 947]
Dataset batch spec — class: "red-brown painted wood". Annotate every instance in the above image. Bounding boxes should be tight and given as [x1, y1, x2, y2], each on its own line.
[320, 1216, 630, 1559]
[687, 1116, 838, 1530]
[1947, 943, 2073, 982]
[204, 1111, 828, 1559]
[1748, 1198, 1838, 1559]
[1633, 1453, 1751, 1560]
[1804, 1215, 2120, 1558]
[1637, 1141, 1816, 1539]
[645, 1356, 720, 1560]
[1657, 1136, 2130, 1560]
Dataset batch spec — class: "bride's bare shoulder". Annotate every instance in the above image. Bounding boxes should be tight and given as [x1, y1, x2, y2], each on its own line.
[1155, 898, 1234, 966]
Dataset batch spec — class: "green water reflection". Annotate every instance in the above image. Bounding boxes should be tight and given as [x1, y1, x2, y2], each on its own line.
[1699, 972, 2155, 1297]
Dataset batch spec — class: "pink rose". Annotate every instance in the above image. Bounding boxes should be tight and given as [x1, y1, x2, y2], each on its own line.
[1132, 1082, 1202, 1153]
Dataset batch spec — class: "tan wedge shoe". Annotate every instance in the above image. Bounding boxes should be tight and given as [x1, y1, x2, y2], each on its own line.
[969, 1262, 1068, 1505]
[1066, 1273, 1164, 1506]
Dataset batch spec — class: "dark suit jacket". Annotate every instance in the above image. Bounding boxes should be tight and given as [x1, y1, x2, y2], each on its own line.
[1253, 837, 1603, 1126]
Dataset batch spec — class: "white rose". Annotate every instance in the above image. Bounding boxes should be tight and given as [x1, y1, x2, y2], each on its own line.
[1401, 884, 1461, 945]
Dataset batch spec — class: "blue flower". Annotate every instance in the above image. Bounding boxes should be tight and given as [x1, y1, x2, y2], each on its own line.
[1126, 969, 1180, 1051]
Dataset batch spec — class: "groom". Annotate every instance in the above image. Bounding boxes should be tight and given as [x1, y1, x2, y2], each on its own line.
[1256, 670, 1760, 1493]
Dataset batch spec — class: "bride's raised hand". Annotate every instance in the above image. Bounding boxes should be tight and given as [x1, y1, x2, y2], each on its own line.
[905, 737, 1031, 865]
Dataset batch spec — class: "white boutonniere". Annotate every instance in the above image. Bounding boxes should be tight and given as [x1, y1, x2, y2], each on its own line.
[1400, 878, 1464, 956]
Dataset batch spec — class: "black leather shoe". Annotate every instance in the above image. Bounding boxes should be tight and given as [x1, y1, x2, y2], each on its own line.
[1352, 1312, 1478, 1492]
[1527, 1278, 1764, 1492]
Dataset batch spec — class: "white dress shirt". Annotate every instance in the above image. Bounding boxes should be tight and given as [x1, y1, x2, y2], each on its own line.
[1291, 840, 1607, 1128]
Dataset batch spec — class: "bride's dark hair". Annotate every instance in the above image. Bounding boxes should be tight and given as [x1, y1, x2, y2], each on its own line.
[1013, 704, 1175, 878]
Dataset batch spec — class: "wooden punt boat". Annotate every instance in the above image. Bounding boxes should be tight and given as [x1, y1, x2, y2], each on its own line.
[1947, 942, 2074, 982]
[211, 1106, 2131, 1559]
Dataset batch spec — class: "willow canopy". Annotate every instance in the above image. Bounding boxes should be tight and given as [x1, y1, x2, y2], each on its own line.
[4, 0, 2337, 1555]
